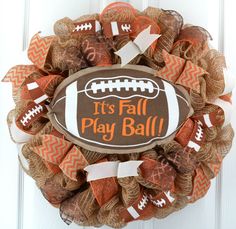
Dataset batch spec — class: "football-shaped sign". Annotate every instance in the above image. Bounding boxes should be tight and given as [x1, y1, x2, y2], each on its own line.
[48, 65, 192, 154]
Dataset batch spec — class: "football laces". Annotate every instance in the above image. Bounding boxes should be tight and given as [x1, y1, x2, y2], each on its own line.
[90, 79, 156, 94]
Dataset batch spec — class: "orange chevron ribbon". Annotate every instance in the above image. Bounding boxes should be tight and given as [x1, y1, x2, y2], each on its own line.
[59, 146, 89, 181]
[32, 135, 72, 164]
[157, 50, 186, 82]
[28, 32, 54, 70]
[32, 135, 88, 180]
[2, 65, 39, 97]
[189, 167, 211, 203]
[156, 50, 208, 93]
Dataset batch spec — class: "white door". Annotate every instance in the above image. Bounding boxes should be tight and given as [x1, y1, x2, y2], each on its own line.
[0, 0, 236, 229]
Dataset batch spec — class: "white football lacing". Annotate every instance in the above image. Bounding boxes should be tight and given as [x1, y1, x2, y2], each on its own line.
[121, 24, 132, 32]
[91, 79, 155, 94]
[20, 104, 44, 126]
[74, 23, 92, 32]
[137, 194, 149, 210]
[195, 121, 204, 141]
[151, 198, 166, 208]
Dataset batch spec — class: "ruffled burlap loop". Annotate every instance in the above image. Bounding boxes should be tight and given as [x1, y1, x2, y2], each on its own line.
[174, 172, 194, 196]
[118, 176, 141, 206]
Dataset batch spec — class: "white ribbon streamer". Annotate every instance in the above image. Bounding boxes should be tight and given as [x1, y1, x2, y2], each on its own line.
[213, 98, 234, 127]
[9, 117, 33, 143]
[84, 160, 143, 181]
[222, 68, 236, 95]
[115, 26, 161, 67]
[17, 144, 30, 171]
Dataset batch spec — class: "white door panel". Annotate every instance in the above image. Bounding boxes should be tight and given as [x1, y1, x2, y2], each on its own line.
[0, 1, 26, 229]
[221, 2, 236, 229]
[0, 1, 235, 229]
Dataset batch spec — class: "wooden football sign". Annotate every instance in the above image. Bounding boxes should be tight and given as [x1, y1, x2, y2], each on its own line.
[48, 65, 192, 154]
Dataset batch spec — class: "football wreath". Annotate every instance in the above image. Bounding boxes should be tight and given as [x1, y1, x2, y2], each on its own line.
[3, 2, 235, 228]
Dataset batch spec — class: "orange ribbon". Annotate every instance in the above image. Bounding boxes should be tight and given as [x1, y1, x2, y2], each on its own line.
[120, 192, 155, 222]
[140, 155, 176, 191]
[188, 167, 210, 203]
[16, 102, 47, 135]
[156, 50, 208, 93]
[28, 32, 54, 70]
[175, 118, 206, 153]
[89, 158, 119, 207]
[21, 74, 62, 101]
[2, 65, 39, 98]
[32, 135, 88, 181]
[120, 190, 175, 222]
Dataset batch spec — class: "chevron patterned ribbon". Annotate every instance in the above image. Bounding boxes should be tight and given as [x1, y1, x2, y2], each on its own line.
[2, 65, 39, 98]
[28, 32, 54, 70]
[32, 135, 88, 180]
[156, 50, 208, 93]
[189, 167, 211, 203]
[59, 145, 88, 181]
[32, 135, 72, 164]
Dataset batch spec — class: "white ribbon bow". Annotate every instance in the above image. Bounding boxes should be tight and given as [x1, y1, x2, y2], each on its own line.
[222, 68, 236, 95]
[115, 25, 161, 67]
[212, 98, 234, 127]
[84, 160, 143, 181]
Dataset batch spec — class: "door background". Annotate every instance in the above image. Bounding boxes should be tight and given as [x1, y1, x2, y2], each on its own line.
[0, 1, 235, 229]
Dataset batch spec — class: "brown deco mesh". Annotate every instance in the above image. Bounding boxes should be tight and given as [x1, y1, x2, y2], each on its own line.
[6, 3, 234, 228]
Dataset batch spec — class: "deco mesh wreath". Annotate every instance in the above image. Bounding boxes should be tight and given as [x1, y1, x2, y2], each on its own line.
[3, 2, 235, 228]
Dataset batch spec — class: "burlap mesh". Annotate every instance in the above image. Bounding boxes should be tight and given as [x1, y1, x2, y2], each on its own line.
[214, 125, 234, 158]
[97, 195, 126, 228]
[118, 176, 141, 206]
[100, 4, 136, 23]
[50, 38, 88, 74]
[6, 3, 234, 228]
[155, 195, 188, 219]
[175, 172, 193, 196]
[189, 77, 207, 111]
[157, 10, 183, 34]
[202, 49, 226, 101]
[154, 29, 176, 64]
[142, 7, 163, 22]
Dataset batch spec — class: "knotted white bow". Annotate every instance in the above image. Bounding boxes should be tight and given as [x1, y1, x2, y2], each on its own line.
[84, 160, 143, 181]
[115, 25, 161, 67]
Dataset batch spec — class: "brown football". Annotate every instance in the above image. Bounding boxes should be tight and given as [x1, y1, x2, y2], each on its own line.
[48, 65, 192, 154]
